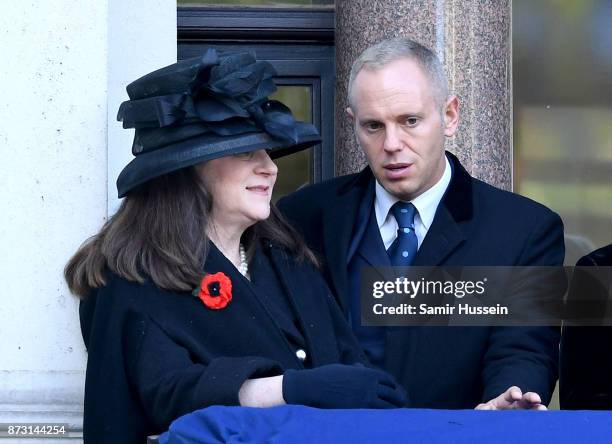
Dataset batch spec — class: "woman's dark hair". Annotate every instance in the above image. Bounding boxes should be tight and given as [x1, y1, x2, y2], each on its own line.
[65, 166, 317, 298]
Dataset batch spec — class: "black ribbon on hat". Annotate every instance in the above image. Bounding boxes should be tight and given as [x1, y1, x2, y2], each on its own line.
[117, 49, 299, 155]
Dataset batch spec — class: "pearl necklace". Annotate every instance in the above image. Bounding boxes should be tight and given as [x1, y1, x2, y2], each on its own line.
[238, 243, 249, 277]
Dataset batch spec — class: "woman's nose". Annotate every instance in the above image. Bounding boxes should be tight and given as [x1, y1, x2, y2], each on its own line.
[254, 150, 278, 176]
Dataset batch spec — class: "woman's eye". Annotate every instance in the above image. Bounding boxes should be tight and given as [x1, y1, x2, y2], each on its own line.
[235, 151, 254, 160]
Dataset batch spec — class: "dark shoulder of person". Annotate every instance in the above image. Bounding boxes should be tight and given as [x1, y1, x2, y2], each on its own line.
[79, 270, 178, 349]
[469, 176, 562, 225]
[577, 244, 612, 266]
[277, 172, 362, 221]
[560, 243, 612, 410]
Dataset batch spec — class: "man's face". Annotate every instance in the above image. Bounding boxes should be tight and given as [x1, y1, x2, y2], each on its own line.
[348, 58, 459, 201]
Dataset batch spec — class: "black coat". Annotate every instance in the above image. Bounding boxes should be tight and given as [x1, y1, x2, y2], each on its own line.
[79, 242, 368, 444]
[560, 243, 612, 409]
[278, 152, 565, 408]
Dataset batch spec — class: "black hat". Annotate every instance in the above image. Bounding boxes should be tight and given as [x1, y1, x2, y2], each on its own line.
[115, 49, 321, 197]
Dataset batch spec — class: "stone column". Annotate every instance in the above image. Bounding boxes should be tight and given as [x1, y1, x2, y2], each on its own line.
[0, 1, 176, 440]
[107, 0, 178, 214]
[0, 2, 109, 436]
[335, 0, 512, 190]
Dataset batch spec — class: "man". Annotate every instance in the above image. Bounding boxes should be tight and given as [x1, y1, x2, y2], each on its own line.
[279, 37, 564, 410]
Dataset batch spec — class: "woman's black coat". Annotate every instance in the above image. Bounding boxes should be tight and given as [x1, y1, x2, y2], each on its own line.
[79, 242, 368, 443]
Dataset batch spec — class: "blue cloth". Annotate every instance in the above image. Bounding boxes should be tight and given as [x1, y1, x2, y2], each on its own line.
[387, 202, 418, 266]
[159, 405, 612, 444]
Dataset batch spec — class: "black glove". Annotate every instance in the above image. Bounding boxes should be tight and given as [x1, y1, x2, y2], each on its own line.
[282, 364, 408, 409]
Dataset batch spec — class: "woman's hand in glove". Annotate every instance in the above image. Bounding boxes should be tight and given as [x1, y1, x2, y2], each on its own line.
[282, 364, 408, 409]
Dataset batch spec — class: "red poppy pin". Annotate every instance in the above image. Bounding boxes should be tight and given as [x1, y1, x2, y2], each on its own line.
[193, 272, 233, 310]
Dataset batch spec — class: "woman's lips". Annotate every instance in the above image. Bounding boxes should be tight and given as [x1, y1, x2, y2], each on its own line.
[383, 163, 413, 179]
[246, 185, 271, 196]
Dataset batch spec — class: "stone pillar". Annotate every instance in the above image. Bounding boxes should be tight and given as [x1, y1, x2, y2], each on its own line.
[107, 0, 178, 214]
[0, 1, 176, 440]
[0, 2, 109, 437]
[335, 0, 512, 190]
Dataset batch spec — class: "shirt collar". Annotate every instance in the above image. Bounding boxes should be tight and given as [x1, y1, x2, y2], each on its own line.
[374, 155, 452, 230]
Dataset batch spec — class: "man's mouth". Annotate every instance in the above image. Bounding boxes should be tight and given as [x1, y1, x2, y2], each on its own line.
[383, 163, 413, 179]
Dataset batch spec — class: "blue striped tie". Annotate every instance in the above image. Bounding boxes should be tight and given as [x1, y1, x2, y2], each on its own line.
[387, 202, 418, 266]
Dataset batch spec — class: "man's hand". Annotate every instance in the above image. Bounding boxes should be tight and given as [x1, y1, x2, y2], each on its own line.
[475, 386, 547, 410]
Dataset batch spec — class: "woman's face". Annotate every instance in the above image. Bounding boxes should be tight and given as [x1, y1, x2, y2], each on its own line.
[198, 149, 278, 231]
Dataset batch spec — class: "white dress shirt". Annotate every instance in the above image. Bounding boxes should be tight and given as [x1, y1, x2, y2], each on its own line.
[375, 156, 452, 250]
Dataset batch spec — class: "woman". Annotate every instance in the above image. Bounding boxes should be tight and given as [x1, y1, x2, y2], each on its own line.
[66, 50, 407, 444]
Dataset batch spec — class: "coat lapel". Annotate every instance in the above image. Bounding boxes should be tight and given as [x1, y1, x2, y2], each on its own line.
[413, 152, 473, 266]
[268, 246, 337, 366]
[322, 168, 373, 312]
[204, 244, 304, 367]
[354, 202, 392, 284]
[412, 205, 466, 266]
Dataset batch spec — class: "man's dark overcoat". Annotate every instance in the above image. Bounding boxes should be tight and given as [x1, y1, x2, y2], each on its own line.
[279, 152, 565, 408]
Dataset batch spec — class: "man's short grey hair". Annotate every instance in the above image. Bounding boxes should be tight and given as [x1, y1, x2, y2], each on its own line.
[348, 37, 449, 109]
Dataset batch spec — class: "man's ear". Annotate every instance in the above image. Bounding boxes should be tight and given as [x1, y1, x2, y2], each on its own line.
[346, 106, 355, 121]
[443, 96, 459, 137]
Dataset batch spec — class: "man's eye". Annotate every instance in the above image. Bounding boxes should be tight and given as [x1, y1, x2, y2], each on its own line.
[405, 117, 418, 126]
[364, 122, 382, 132]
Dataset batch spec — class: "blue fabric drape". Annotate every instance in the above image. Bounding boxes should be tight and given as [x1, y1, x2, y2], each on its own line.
[159, 405, 612, 444]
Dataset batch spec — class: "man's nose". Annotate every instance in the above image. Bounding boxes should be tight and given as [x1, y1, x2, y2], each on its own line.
[383, 126, 403, 152]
